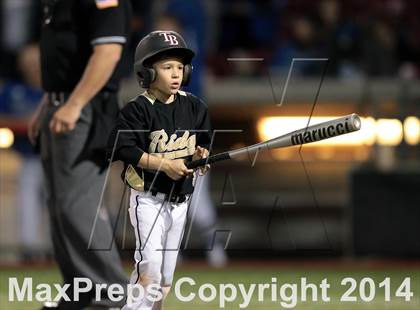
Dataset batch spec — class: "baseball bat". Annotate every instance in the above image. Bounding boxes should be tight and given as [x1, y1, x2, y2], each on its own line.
[186, 113, 361, 169]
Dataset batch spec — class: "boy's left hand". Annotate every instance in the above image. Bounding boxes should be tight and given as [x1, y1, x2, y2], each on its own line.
[192, 146, 210, 175]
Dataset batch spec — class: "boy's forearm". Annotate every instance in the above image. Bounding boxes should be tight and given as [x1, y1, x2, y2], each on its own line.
[138, 153, 168, 172]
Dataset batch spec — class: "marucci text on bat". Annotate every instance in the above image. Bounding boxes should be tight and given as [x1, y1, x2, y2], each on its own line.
[291, 119, 352, 145]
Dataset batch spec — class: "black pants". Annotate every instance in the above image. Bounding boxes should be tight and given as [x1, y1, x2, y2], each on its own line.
[40, 93, 127, 309]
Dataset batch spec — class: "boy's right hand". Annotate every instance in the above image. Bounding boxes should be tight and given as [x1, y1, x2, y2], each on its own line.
[162, 159, 194, 180]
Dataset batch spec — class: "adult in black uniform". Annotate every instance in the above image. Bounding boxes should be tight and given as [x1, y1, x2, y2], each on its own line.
[28, 0, 130, 309]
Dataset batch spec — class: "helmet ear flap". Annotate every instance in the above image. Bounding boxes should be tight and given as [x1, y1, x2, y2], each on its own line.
[182, 64, 193, 86]
[136, 65, 156, 88]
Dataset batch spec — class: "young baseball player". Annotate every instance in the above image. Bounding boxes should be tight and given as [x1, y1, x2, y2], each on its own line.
[108, 30, 211, 310]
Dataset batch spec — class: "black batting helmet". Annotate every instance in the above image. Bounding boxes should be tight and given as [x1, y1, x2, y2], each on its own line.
[134, 31, 195, 88]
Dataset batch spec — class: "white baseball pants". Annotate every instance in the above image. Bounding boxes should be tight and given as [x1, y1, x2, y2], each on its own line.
[123, 189, 189, 310]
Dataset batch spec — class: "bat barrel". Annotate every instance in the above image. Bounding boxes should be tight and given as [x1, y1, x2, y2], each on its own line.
[187, 114, 362, 168]
[231, 114, 362, 156]
[283, 113, 361, 147]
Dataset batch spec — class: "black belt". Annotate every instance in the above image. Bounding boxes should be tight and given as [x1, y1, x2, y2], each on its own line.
[150, 190, 189, 204]
[46, 92, 68, 106]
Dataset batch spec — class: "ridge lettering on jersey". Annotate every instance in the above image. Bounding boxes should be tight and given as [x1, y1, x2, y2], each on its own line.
[159, 32, 179, 45]
[149, 130, 196, 158]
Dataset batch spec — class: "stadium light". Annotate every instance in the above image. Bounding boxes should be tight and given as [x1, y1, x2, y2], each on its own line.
[376, 119, 403, 146]
[0, 128, 14, 149]
[403, 116, 420, 145]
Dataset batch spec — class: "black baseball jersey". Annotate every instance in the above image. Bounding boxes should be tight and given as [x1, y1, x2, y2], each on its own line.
[40, 0, 131, 92]
[109, 90, 212, 195]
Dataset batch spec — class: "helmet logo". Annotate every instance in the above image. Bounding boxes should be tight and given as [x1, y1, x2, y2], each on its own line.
[159, 32, 179, 46]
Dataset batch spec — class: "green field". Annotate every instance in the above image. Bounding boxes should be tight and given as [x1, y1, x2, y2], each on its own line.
[1, 261, 419, 309]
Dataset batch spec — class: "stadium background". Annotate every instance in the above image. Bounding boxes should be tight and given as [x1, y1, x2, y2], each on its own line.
[0, 0, 419, 309]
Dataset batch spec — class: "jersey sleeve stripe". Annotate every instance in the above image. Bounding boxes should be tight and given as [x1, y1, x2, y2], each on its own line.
[91, 36, 127, 45]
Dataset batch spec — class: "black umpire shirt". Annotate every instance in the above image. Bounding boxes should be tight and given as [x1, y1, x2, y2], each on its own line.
[40, 0, 131, 92]
[108, 90, 212, 195]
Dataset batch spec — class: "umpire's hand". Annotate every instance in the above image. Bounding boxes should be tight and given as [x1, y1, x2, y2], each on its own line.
[49, 102, 82, 134]
[28, 95, 47, 145]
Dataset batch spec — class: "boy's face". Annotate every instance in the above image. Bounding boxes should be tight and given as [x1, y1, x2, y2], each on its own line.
[150, 57, 184, 96]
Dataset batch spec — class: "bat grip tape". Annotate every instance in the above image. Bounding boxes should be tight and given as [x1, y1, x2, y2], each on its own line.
[186, 152, 230, 169]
